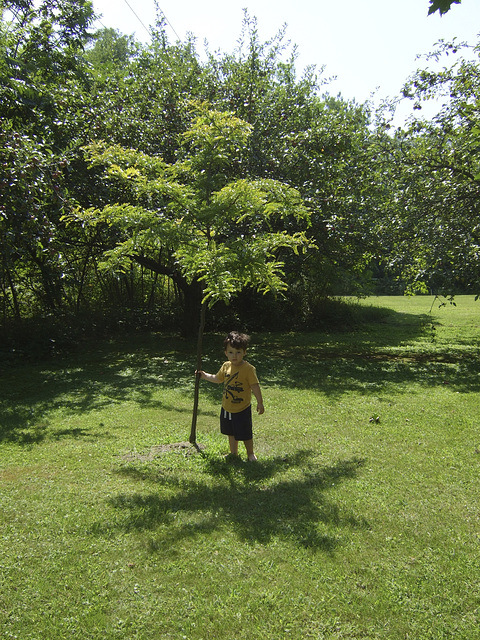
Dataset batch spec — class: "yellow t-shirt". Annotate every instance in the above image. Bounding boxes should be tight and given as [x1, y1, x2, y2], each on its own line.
[216, 361, 259, 413]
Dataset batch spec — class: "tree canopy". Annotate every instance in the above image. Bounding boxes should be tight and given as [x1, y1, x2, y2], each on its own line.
[71, 102, 313, 327]
[2, 1, 480, 350]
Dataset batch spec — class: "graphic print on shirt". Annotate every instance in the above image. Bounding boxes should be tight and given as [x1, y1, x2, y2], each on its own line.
[223, 370, 244, 405]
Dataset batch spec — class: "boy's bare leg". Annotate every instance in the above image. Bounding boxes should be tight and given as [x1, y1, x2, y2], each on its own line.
[228, 435, 239, 456]
[244, 439, 257, 461]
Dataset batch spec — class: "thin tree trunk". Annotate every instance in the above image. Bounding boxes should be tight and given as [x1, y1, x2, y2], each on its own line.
[6, 266, 22, 321]
[189, 299, 207, 444]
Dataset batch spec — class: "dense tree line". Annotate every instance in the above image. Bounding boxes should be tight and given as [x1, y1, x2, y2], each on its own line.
[1, 0, 479, 349]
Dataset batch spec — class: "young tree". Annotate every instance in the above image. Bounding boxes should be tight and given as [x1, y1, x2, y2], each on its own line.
[69, 103, 313, 442]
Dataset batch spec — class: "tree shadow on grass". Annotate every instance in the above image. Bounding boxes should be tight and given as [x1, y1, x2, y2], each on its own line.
[0, 334, 199, 445]
[258, 352, 480, 397]
[196, 308, 480, 401]
[3, 306, 479, 445]
[100, 451, 369, 553]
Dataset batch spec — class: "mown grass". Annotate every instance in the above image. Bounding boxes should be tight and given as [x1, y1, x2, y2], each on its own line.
[1, 295, 479, 639]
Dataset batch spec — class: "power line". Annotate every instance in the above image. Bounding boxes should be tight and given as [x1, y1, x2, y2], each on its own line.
[123, 0, 182, 42]
[94, 0, 181, 43]
[122, 0, 152, 39]
[156, 3, 181, 41]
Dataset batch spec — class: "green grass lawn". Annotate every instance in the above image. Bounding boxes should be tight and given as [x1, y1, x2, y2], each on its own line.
[1, 295, 479, 639]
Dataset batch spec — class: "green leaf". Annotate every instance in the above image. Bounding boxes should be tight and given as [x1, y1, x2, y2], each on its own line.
[428, 0, 461, 17]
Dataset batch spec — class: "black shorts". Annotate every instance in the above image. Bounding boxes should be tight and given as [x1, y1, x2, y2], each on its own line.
[220, 405, 253, 441]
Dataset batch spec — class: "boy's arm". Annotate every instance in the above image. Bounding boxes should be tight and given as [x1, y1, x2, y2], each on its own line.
[251, 383, 264, 414]
[196, 370, 221, 384]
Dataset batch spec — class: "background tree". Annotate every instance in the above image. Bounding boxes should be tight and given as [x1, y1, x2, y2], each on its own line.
[0, 0, 94, 324]
[202, 15, 380, 317]
[84, 27, 138, 68]
[373, 40, 480, 296]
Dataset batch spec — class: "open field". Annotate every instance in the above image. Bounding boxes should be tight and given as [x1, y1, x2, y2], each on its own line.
[1, 295, 479, 639]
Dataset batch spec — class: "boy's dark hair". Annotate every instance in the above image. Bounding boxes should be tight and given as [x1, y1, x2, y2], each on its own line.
[224, 331, 250, 351]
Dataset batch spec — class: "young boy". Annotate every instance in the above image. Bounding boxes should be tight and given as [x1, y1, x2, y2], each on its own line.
[197, 331, 264, 461]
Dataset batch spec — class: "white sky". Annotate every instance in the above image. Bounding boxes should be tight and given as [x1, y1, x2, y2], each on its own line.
[91, 0, 480, 120]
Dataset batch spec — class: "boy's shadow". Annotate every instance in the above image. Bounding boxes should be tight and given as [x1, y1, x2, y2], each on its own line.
[105, 451, 369, 553]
